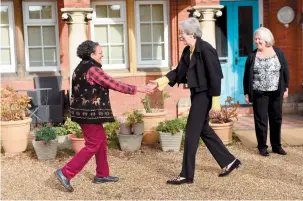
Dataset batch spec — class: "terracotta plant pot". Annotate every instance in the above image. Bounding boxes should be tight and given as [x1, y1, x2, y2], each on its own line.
[32, 139, 58, 160]
[69, 134, 85, 154]
[142, 110, 166, 144]
[209, 121, 234, 145]
[0, 118, 32, 156]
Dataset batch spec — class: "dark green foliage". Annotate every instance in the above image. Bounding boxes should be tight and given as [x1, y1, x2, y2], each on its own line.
[156, 117, 187, 135]
[104, 117, 120, 149]
[35, 126, 57, 144]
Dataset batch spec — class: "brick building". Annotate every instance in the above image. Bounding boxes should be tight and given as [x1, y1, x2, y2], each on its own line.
[1, 0, 303, 119]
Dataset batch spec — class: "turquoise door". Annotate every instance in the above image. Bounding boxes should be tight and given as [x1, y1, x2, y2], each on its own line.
[216, 1, 259, 104]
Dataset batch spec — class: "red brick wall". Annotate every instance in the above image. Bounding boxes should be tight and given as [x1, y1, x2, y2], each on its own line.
[263, 0, 303, 95]
[108, 76, 190, 119]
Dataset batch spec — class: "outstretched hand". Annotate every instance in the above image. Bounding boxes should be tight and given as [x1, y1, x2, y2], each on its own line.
[145, 80, 158, 94]
[136, 86, 153, 94]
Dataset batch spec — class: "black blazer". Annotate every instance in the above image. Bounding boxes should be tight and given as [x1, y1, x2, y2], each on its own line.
[243, 47, 290, 102]
[165, 37, 223, 96]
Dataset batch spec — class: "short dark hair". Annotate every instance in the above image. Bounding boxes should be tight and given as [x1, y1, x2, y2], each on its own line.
[76, 40, 99, 60]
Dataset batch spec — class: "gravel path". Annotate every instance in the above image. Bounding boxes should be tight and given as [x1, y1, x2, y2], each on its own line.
[1, 143, 303, 200]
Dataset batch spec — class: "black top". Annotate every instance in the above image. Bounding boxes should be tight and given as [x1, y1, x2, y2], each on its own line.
[243, 47, 289, 102]
[165, 37, 223, 96]
[70, 59, 115, 124]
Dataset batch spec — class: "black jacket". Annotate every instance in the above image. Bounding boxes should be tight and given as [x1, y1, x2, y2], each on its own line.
[165, 37, 223, 96]
[243, 47, 290, 102]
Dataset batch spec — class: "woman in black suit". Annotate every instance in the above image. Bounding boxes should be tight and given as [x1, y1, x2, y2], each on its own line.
[147, 17, 241, 185]
[243, 27, 289, 156]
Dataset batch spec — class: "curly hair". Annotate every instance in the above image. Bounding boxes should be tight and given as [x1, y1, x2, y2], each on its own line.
[76, 40, 99, 60]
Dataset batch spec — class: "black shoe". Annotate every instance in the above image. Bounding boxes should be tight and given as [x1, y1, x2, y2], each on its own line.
[93, 176, 119, 183]
[218, 159, 242, 177]
[259, 149, 270, 156]
[272, 147, 287, 155]
[166, 176, 193, 185]
[55, 169, 74, 192]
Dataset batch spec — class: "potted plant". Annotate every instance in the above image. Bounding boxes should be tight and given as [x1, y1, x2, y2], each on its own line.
[54, 126, 71, 150]
[124, 109, 144, 135]
[209, 96, 240, 145]
[141, 92, 169, 144]
[64, 117, 84, 154]
[0, 86, 32, 156]
[117, 116, 131, 135]
[117, 110, 144, 151]
[156, 118, 186, 152]
[32, 124, 58, 160]
[104, 117, 120, 149]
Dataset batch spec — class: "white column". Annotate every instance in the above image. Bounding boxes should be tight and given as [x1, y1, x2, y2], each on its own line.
[61, 8, 94, 95]
[193, 5, 224, 49]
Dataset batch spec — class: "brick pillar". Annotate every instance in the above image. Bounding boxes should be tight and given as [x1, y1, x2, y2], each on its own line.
[61, 8, 94, 96]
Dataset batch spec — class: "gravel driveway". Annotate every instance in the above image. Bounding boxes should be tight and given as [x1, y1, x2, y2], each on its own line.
[1, 143, 303, 200]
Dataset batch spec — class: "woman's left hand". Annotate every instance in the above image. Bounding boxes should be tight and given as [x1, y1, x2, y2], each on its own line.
[283, 88, 288, 99]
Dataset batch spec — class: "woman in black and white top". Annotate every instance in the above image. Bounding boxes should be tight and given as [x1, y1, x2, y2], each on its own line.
[243, 27, 289, 157]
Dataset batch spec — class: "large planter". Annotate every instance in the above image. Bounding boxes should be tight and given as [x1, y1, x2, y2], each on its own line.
[209, 121, 234, 145]
[32, 139, 58, 160]
[69, 134, 85, 154]
[0, 118, 32, 156]
[142, 110, 166, 144]
[117, 133, 143, 151]
[159, 131, 183, 152]
[57, 135, 72, 150]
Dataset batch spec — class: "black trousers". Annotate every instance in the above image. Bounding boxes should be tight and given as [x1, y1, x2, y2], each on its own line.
[252, 90, 283, 150]
[179, 90, 235, 180]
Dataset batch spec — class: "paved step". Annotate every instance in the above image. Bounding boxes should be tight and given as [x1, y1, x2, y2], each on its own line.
[234, 128, 303, 148]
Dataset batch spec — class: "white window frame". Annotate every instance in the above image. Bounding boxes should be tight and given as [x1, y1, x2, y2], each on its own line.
[91, 1, 128, 70]
[135, 0, 169, 68]
[22, 1, 60, 72]
[0, 2, 16, 73]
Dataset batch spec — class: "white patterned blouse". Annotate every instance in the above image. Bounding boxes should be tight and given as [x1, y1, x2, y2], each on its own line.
[252, 55, 281, 91]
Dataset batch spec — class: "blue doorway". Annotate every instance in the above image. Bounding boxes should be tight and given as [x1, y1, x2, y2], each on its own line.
[216, 1, 259, 104]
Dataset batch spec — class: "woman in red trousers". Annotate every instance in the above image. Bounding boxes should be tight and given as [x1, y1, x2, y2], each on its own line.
[55, 40, 148, 192]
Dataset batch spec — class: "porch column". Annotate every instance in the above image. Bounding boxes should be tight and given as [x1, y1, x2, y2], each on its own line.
[126, 0, 137, 74]
[193, 5, 223, 49]
[61, 8, 94, 94]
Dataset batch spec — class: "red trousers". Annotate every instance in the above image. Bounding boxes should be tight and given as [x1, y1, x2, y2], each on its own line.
[61, 124, 109, 180]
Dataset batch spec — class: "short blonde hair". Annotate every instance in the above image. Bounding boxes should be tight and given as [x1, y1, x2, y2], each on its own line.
[254, 27, 275, 46]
